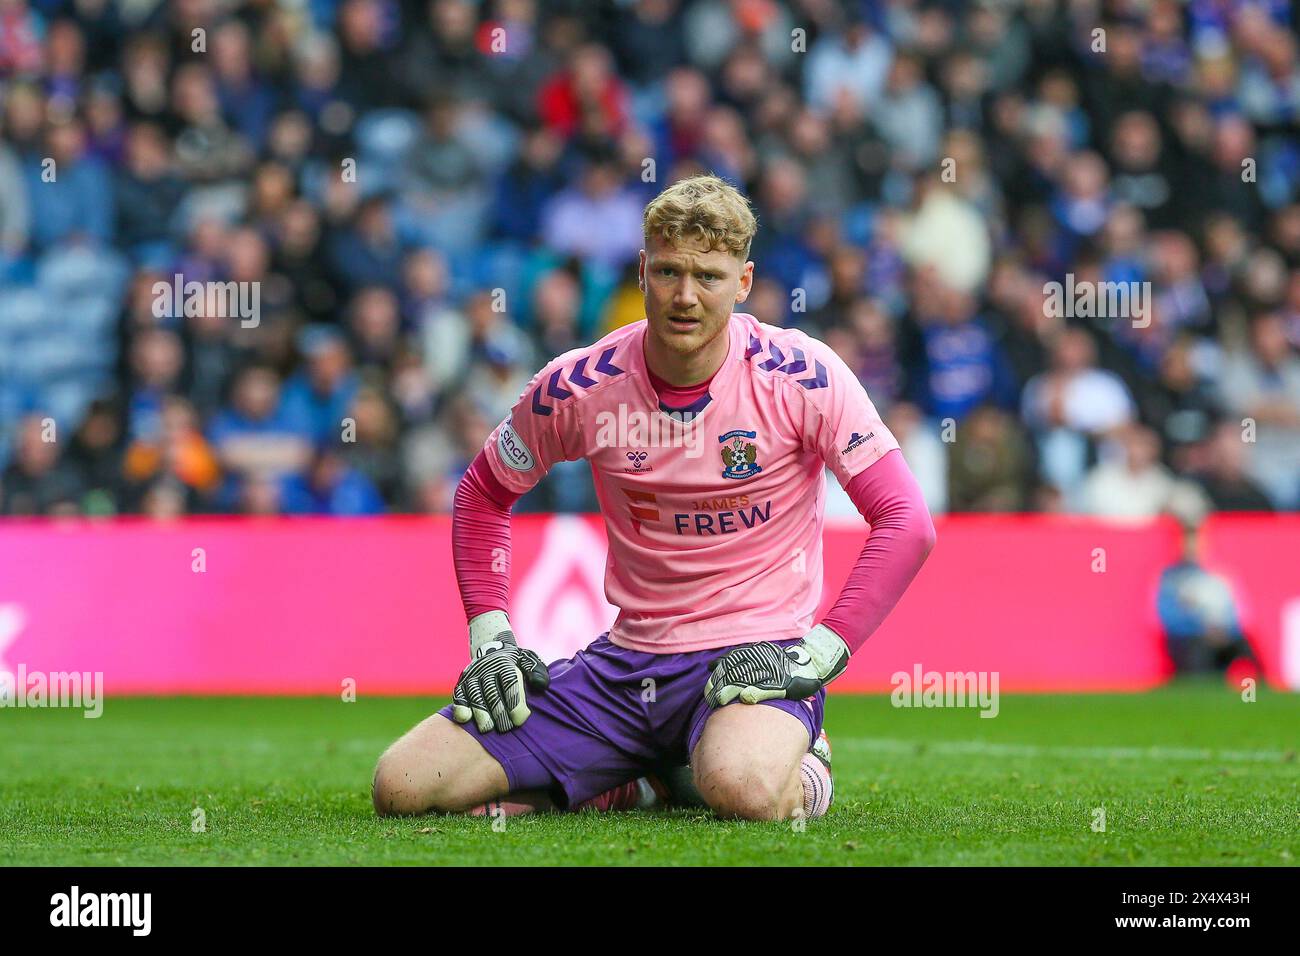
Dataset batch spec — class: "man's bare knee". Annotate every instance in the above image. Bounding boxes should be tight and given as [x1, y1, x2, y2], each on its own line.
[373, 748, 444, 816]
[372, 714, 507, 816]
[372, 752, 415, 816]
[691, 703, 809, 821]
[695, 765, 793, 821]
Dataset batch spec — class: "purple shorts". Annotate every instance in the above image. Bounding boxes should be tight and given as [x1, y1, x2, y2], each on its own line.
[438, 633, 825, 808]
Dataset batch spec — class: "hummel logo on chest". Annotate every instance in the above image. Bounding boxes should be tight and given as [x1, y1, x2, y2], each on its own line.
[624, 450, 652, 473]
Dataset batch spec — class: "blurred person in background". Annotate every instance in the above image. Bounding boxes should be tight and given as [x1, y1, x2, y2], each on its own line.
[1217, 311, 1300, 509]
[24, 114, 113, 251]
[874, 52, 944, 173]
[538, 40, 629, 145]
[210, 18, 275, 148]
[947, 405, 1032, 512]
[1135, 333, 1223, 452]
[539, 147, 644, 271]
[748, 156, 815, 294]
[0, 105, 31, 274]
[328, 194, 405, 293]
[183, 303, 244, 421]
[901, 176, 991, 295]
[114, 120, 186, 264]
[905, 271, 1017, 422]
[804, 10, 891, 114]
[281, 326, 360, 447]
[402, 94, 491, 251]
[738, 275, 788, 328]
[419, 289, 536, 414]
[170, 60, 254, 185]
[1080, 422, 1206, 520]
[1022, 326, 1136, 502]
[66, 397, 126, 515]
[400, 247, 452, 331]
[1107, 111, 1177, 230]
[239, 471, 286, 516]
[208, 364, 312, 508]
[804, 246, 866, 335]
[282, 448, 385, 516]
[273, 200, 340, 324]
[124, 395, 220, 511]
[491, 122, 566, 245]
[460, 335, 532, 427]
[1, 415, 84, 516]
[138, 475, 198, 520]
[340, 384, 404, 505]
[126, 327, 186, 442]
[531, 265, 585, 358]
[1158, 523, 1255, 682]
[847, 297, 904, 411]
[346, 285, 406, 374]
[1188, 418, 1276, 512]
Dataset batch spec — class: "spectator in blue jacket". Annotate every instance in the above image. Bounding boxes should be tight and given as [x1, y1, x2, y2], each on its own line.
[281, 449, 385, 516]
[24, 116, 113, 250]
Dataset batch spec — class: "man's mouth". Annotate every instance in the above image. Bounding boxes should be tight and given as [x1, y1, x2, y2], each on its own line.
[667, 315, 701, 331]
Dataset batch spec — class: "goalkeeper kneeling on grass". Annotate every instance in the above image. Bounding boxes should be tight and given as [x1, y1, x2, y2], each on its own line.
[373, 175, 936, 821]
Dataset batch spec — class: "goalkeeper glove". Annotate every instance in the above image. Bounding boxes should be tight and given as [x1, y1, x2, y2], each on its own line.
[703, 624, 850, 707]
[451, 611, 550, 733]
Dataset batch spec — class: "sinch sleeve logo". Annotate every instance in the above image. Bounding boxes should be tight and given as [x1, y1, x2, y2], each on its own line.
[498, 419, 537, 472]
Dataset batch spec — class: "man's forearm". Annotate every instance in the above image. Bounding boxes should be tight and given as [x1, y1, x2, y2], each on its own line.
[821, 449, 937, 654]
[451, 450, 522, 621]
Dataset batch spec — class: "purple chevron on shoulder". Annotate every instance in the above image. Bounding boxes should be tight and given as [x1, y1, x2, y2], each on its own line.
[798, 360, 829, 389]
[593, 347, 624, 377]
[744, 334, 763, 359]
[546, 368, 573, 401]
[758, 342, 786, 371]
[569, 356, 598, 388]
[777, 348, 807, 375]
[530, 386, 552, 416]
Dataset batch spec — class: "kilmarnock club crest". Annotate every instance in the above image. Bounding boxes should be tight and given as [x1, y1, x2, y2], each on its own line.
[719, 429, 761, 480]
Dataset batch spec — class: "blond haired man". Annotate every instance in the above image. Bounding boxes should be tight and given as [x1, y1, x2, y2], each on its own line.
[374, 175, 936, 820]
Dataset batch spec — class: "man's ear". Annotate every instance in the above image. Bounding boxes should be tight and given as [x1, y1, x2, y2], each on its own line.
[734, 260, 755, 303]
[637, 249, 647, 291]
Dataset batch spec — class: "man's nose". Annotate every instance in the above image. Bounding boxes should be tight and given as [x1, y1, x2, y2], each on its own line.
[673, 278, 700, 307]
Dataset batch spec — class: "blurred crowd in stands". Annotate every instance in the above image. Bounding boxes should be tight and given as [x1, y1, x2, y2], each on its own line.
[1, 0, 1298, 519]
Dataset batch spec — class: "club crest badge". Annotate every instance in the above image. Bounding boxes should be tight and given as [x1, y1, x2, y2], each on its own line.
[719, 429, 762, 480]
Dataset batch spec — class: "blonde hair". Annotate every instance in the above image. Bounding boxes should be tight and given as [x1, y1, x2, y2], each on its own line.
[643, 174, 758, 260]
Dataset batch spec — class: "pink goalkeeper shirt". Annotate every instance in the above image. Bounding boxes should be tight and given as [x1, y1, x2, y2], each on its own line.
[478, 312, 904, 654]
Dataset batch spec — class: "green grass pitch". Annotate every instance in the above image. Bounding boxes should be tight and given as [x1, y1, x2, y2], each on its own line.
[2, 682, 1296, 866]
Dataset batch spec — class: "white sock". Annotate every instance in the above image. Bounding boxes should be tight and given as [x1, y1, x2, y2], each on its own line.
[800, 753, 833, 818]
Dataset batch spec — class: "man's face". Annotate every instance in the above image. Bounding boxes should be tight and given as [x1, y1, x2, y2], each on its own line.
[639, 233, 752, 359]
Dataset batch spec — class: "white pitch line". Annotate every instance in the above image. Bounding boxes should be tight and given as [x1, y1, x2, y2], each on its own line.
[833, 738, 1298, 764]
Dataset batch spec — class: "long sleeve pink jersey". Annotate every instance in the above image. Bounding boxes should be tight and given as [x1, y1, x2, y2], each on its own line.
[452, 314, 935, 654]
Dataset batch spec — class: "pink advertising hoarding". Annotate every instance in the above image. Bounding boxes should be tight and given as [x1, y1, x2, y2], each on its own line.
[0, 513, 1290, 694]
[1199, 513, 1300, 690]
